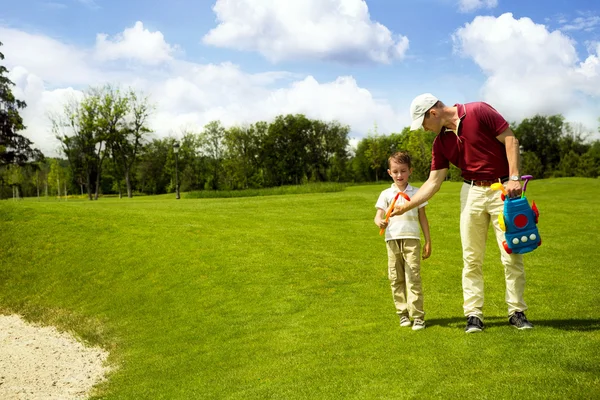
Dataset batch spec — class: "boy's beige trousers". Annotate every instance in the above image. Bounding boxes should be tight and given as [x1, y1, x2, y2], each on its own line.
[386, 238, 424, 319]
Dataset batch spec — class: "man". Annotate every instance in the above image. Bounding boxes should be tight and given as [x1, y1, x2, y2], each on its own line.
[391, 93, 534, 333]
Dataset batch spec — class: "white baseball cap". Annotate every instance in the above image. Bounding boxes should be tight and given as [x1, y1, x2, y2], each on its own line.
[410, 93, 439, 131]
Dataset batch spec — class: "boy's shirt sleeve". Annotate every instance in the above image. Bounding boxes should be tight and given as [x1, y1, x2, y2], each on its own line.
[375, 191, 388, 210]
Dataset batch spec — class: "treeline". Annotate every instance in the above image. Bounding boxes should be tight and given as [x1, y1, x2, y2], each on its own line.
[2, 111, 600, 200]
[2, 43, 600, 200]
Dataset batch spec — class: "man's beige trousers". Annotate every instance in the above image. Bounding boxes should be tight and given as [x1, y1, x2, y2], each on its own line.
[460, 183, 527, 320]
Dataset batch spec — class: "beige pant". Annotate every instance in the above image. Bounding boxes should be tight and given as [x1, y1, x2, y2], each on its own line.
[386, 239, 424, 319]
[460, 183, 527, 320]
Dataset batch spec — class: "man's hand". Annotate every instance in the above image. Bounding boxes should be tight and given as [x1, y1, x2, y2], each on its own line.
[390, 202, 408, 217]
[506, 180, 522, 198]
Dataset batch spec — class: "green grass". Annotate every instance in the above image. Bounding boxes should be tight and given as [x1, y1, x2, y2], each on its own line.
[1, 178, 599, 399]
[185, 182, 347, 198]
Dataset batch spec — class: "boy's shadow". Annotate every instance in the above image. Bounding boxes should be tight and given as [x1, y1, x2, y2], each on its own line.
[427, 317, 600, 332]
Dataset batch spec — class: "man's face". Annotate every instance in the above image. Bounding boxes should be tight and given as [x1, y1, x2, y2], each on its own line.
[422, 107, 442, 134]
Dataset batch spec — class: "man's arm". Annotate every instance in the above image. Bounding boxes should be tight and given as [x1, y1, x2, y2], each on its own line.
[390, 168, 448, 216]
[497, 128, 522, 198]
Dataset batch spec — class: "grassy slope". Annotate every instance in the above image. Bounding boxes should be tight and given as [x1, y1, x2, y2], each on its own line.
[1, 178, 599, 399]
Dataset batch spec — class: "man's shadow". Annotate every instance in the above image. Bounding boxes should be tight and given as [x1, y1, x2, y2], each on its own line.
[426, 317, 600, 331]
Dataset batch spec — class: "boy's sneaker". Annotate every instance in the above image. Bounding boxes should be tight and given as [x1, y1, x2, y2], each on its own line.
[465, 316, 484, 333]
[412, 318, 426, 331]
[509, 311, 534, 329]
[399, 316, 412, 327]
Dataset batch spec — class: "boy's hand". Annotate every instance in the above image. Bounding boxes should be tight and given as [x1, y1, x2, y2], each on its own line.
[422, 242, 431, 260]
[375, 218, 388, 229]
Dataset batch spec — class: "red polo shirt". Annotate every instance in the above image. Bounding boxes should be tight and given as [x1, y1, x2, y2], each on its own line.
[430, 102, 510, 181]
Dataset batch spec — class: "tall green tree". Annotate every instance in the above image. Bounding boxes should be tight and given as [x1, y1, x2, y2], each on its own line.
[223, 124, 264, 189]
[107, 89, 152, 198]
[200, 121, 226, 190]
[305, 120, 350, 183]
[0, 42, 43, 167]
[514, 115, 564, 177]
[53, 95, 100, 200]
[136, 138, 171, 195]
[263, 114, 312, 186]
[405, 128, 435, 182]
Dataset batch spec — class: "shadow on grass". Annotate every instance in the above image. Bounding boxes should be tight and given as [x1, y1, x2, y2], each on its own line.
[530, 319, 600, 331]
[426, 316, 600, 331]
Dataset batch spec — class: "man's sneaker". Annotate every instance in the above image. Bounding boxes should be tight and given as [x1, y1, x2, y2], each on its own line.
[509, 311, 534, 329]
[399, 315, 412, 327]
[412, 318, 426, 331]
[465, 316, 484, 333]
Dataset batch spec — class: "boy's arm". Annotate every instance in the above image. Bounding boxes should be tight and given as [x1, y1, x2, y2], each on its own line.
[374, 208, 388, 229]
[418, 207, 432, 259]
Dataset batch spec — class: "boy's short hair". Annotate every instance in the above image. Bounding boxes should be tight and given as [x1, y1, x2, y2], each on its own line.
[388, 151, 411, 169]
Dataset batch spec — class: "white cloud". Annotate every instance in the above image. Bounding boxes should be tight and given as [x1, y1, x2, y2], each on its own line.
[458, 0, 498, 13]
[146, 63, 401, 140]
[453, 13, 600, 130]
[561, 14, 600, 32]
[1, 25, 403, 157]
[0, 26, 102, 86]
[94, 21, 176, 65]
[202, 0, 409, 64]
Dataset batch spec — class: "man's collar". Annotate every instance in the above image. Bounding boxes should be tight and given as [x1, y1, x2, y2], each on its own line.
[455, 103, 466, 119]
[441, 103, 466, 135]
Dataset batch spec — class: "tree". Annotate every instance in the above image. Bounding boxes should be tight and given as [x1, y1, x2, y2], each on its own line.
[47, 158, 69, 198]
[136, 138, 171, 195]
[556, 150, 580, 177]
[363, 134, 388, 182]
[0, 42, 43, 167]
[93, 85, 129, 199]
[53, 85, 149, 199]
[108, 89, 152, 198]
[305, 120, 350, 183]
[223, 124, 261, 189]
[405, 128, 435, 182]
[6, 164, 24, 199]
[520, 151, 544, 179]
[263, 114, 313, 186]
[200, 121, 226, 190]
[577, 141, 600, 178]
[53, 94, 100, 200]
[514, 115, 563, 177]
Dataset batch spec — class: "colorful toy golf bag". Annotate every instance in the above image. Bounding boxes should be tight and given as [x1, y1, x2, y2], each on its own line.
[497, 178, 541, 255]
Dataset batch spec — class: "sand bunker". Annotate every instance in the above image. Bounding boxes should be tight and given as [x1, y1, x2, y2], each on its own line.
[0, 314, 110, 399]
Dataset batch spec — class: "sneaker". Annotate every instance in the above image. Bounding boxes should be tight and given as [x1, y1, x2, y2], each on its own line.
[412, 318, 426, 331]
[465, 316, 484, 333]
[509, 311, 534, 330]
[399, 315, 411, 327]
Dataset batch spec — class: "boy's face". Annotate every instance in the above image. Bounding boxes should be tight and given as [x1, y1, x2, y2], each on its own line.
[388, 160, 412, 187]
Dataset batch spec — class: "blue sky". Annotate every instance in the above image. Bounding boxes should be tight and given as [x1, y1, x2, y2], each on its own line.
[1, 0, 599, 156]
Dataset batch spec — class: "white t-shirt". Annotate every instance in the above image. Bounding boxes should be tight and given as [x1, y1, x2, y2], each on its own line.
[375, 183, 428, 241]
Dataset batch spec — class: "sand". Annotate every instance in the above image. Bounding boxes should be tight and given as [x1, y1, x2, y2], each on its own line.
[0, 314, 110, 400]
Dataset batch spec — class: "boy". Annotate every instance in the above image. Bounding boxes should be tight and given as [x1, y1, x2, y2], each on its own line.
[374, 151, 432, 330]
